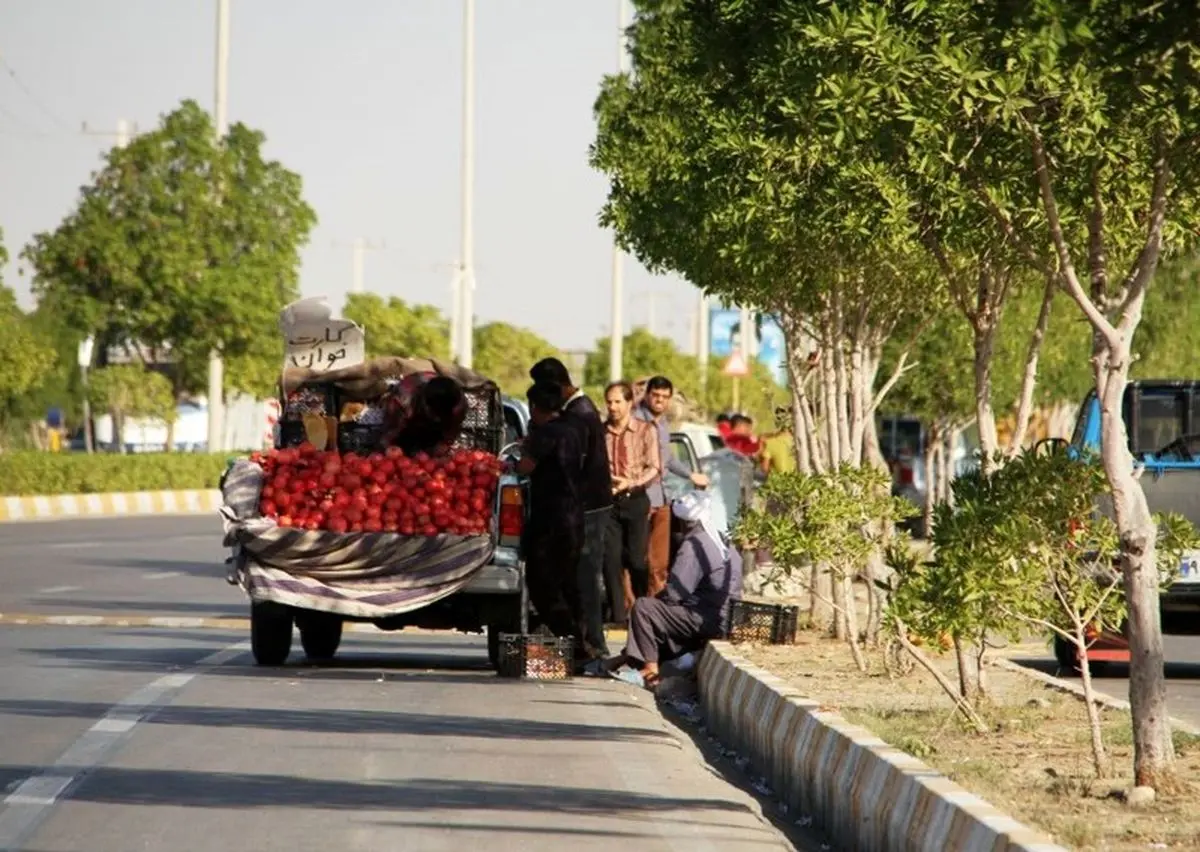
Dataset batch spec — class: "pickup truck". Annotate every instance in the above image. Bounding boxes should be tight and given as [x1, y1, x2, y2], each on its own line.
[1059, 379, 1200, 668]
[228, 394, 532, 671]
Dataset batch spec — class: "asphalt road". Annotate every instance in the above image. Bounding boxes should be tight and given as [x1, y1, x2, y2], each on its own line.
[1012, 635, 1200, 729]
[0, 517, 816, 851]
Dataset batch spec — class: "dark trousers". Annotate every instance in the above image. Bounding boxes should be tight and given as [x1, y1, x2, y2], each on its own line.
[576, 507, 610, 659]
[524, 526, 583, 644]
[625, 597, 714, 666]
[604, 490, 650, 623]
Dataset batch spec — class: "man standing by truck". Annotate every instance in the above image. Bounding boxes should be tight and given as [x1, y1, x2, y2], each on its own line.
[515, 381, 586, 657]
[635, 376, 709, 596]
[529, 358, 612, 663]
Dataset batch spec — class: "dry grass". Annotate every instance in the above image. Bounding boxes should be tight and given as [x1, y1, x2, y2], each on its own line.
[738, 630, 1200, 850]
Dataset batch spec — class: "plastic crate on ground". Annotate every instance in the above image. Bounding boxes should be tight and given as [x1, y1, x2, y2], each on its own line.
[727, 600, 799, 645]
[496, 633, 574, 680]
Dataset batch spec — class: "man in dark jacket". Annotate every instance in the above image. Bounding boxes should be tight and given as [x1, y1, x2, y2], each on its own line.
[530, 358, 612, 662]
[515, 381, 586, 651]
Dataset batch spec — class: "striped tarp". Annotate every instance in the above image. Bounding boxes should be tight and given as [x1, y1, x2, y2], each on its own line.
[220, 459, 495, 619]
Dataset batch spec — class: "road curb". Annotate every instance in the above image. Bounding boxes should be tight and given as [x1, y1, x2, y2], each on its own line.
[696, 642, 1066, 852]
[992, 657, 1200, 736]
[0, 490, 222, 523]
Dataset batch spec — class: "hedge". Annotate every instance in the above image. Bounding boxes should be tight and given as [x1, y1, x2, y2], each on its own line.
[0, 452, 233, 496]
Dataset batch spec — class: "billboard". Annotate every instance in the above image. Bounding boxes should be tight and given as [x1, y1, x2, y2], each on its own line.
[709, 307, 787, 386]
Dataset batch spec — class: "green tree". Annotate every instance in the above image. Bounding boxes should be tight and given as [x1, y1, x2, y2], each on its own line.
[87, 365, 176, 452]
[342, 293, 449, 361]
[22, 100, 315, 405]
[473, 322, 563, 397]
[0, 229, 57, 443]
[591, 3, 935, 470]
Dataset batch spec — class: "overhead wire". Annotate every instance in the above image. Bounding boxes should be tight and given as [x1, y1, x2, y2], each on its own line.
[0, 51, 71, 132]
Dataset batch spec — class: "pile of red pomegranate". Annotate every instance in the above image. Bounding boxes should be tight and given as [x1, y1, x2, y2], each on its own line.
[248, 444, 502, 536]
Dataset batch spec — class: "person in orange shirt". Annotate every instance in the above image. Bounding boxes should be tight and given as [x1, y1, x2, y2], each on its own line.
[602, 381, 660, 623]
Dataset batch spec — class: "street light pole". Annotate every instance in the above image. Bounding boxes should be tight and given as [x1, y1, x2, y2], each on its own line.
[208, 0, 230, 453]
[456, 0, 476, 367]
[608, 0, 629, 383]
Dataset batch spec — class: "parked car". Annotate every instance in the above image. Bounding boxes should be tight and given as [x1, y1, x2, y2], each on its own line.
[1056, 379, 1200, 670]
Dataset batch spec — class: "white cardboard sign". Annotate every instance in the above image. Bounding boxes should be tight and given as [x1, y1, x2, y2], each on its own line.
[279, 296, 365, 373]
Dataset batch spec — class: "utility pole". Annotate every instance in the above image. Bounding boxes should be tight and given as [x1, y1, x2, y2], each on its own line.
[334, 238, 386, 295]
[608, 0, 629, 383]
[455, 0, 477, 367]
[82, 118, 136, 149]
[208, 0, 230, 453]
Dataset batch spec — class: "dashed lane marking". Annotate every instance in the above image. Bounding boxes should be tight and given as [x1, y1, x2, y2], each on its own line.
[0, 641, 248, 848]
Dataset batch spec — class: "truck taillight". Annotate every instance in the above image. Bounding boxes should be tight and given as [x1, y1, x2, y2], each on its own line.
[499, 484, 523, 543]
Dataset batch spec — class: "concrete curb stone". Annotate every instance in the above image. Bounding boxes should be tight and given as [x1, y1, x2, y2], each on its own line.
[0, 490, 222, 522]
[991, 656, 1200, 736]
[696, 641, 1067, 852]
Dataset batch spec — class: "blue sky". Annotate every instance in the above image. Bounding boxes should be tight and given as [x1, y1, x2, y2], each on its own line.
[0, 0, 701, 352]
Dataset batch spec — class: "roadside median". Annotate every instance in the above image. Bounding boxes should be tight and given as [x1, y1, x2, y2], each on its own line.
[697, 640, 1067, 852]
[0, 490, 222, 523]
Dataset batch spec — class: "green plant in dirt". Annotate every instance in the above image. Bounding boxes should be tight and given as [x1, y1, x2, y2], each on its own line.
[888, 446, 1200, 768]
[990, 447, 1199, 778]
[736, 464, 914, 672]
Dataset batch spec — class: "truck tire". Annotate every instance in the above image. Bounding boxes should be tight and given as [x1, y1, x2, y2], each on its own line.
[297, 611, 343, 661]
[251, 601, 294, 666]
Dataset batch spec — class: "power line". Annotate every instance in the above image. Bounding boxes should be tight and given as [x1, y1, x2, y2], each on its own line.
[0, 52, 71, 131]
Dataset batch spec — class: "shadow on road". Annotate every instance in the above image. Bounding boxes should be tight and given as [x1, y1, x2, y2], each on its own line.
[0, 698, 670, 743]
[89, 557, 226, 578]
[28, 598, 243, 616]
[39, 769, 755, 817]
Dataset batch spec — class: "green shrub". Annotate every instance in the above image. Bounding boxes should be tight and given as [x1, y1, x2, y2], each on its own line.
[0, 452, 232, 495]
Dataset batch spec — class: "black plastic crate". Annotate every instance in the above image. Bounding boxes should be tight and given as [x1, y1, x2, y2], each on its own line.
[496, 633, 574, 680]
[454, 385, 505, 455]
[337, 422, 385, 456]
[727, 600, 799, 645]
[277, 420, 307, 449]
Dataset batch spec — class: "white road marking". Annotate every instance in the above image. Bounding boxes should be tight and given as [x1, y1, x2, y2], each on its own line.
[144, 571, 180, 580]
[0, 640, 247, 850]
[35, 586, 80, 595]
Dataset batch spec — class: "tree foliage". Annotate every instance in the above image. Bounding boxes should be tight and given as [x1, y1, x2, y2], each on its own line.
[342, 293, 449, 361]
[23, 100, 315, 399]
[0, 229, 57, 432]
[473, 322, 564, 398]
[88, 365, 176, 439]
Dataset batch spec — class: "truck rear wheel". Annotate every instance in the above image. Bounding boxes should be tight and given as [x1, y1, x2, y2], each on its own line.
[297, 611, 343, 661]
[251, 601, 294, 666]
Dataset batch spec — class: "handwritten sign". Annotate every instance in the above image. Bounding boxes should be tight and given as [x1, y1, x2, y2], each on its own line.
[279, 296, 365, 373]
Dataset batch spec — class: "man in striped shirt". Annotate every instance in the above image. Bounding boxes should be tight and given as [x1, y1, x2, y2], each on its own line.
[603, 381, 660, 622]
[635, 376, 709, 596]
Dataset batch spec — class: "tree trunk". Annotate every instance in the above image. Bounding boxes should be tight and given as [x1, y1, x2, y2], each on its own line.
[862, 413, 888, 474]
[953, 635, 975, 702]
[941, 426, 957, 505]
[113, 408, 126, 454]
[923, 422, 940, 535]
[848, 338, 867, 466]
[783, 317, 815, 475]
[843, 571, 867, 672]
[972, 316, 1000, 470]
[833, 341, 852, 465]
[820, 342, 841, 469]
[830, 565, 847, 640]
[1074, 628, 1113, 778]
[1007, 274, 1056, 457]
[809, 562, 834, 632]
[1097, 340, 1173, 785]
